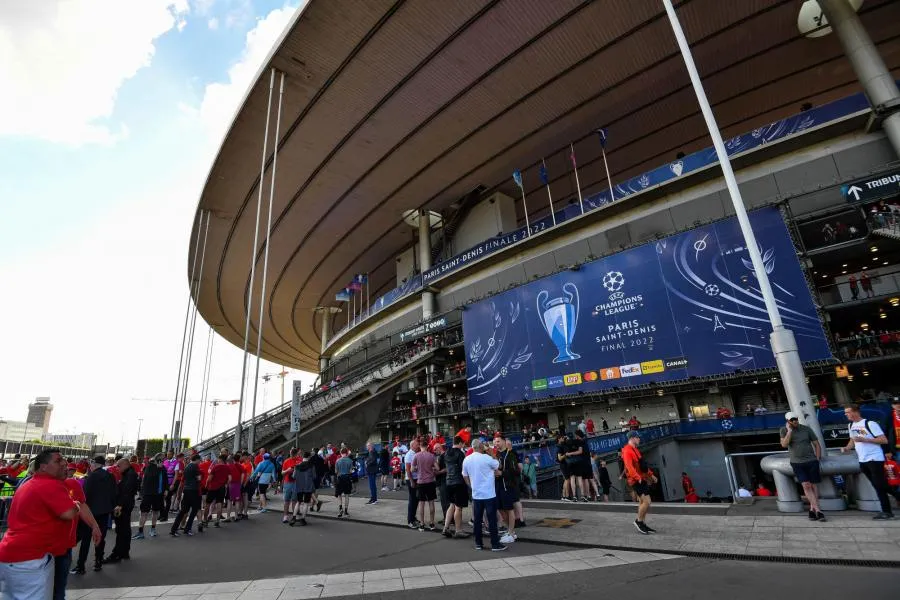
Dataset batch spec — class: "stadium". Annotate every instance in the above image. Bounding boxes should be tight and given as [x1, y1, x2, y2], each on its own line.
[188, 0, 900, 502]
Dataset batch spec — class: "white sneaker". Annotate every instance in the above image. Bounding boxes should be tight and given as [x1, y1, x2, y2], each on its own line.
[499, 533, 515, 544]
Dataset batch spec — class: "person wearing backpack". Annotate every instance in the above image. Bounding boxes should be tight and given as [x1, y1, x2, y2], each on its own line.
[841, 404, 894, 519]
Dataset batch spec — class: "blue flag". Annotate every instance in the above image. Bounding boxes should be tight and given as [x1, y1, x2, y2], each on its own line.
[595, 127, 609, 148]
[354, 273, 368, 284]
[335, 289, 350, 302]
[512, 170, 523, 189]
[539, 161, 549, 186]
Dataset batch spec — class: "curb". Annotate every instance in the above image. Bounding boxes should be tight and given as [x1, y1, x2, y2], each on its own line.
[305, 512, 900, 569]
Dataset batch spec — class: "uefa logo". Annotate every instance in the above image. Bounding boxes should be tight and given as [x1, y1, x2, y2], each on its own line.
[602, 271, 625, 301]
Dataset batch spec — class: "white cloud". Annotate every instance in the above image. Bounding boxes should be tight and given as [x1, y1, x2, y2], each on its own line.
[198, 4, 298, 142]
[0, 0, 189, 146]
[208, 17, 220, 30]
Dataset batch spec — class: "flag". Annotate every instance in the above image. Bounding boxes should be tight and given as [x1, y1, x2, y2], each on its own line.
[512, 170, 523, 189]
[569, 145, 577, 168]
[595, 127, 609, 148]
[348, 281, 362, 292]
[539, 161, 549, 186]
[354, 273, 368, 284]
[335, 289, 350, 302]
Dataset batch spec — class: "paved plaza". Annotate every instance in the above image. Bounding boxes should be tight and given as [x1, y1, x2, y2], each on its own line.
[60, 493, 898, 600]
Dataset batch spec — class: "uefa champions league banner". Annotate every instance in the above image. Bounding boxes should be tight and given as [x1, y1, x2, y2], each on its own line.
[462, 207, 833, 408]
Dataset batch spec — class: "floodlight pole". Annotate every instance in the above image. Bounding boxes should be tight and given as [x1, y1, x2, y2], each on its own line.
[661, 0, 823, 448]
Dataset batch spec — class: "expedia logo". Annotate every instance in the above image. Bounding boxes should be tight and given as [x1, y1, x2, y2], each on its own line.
[664, 357, 688, 369]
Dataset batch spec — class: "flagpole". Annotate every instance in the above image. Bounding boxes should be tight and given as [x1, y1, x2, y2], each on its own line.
[541, 159, 556, 226]
[599, 143, 615, 204]
[346, 295, 350, 330]
[569, 144, 585, 215]
[366, 276, 369, 318]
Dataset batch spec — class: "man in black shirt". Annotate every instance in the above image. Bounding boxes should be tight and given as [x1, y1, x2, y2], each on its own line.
[72, 456, 116, 574]
[105, 458, 138, 563]
[441, 436, 469, 538]
[564, 430, 590, 502]
[170, 454, 203, 536]
[597, 458, 612, 502]
[556, 433, 573, 501]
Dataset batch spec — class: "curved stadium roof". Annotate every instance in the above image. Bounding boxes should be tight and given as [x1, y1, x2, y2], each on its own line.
[192, 0, 900, 372]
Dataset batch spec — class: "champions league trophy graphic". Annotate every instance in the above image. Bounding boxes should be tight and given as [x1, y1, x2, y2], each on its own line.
[537, 282, 580, 363]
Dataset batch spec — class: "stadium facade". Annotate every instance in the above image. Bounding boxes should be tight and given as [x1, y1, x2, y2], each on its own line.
[188, 0, 900, 502]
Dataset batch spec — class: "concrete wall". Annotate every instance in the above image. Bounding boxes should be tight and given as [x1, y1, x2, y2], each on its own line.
[678, 439, 731, 498]
[395, 246, 417, 287]
[644, 440, 685, 501]
[453, 192, 517, 254]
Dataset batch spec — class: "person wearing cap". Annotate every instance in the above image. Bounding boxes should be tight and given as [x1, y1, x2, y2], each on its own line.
[251, 452, 276, 513]
[621, 431, 657, 534]
[779, 412, 825, 522]
[72, 456, 116, 574]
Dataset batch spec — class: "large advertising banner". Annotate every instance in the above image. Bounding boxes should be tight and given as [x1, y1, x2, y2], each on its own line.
[462, 207, 832, 407]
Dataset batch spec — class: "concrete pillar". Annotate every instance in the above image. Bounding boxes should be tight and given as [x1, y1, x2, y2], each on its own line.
[426, 364, 438, 435]
[418, 209, 435, 319]
[316, 306, 341, 375]
[831, 377, 853, 406]
[820, 0, 900, 156]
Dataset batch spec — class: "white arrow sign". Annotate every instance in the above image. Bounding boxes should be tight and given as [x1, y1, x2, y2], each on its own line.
[847, 185, 863, 201]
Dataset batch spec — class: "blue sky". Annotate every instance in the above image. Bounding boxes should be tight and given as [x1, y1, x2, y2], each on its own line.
[0, 0, 316, 446]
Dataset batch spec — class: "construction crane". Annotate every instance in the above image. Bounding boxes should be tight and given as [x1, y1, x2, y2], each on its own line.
[261, 368, 291, 410]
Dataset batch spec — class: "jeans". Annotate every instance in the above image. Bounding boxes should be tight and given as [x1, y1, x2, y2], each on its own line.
[437, 478, 449, 518]
[76, 514, 109, 569]
[172, 490, 201, 532]
[859, 461, 894, 515]
[0, 554, 54, 600]
[53, 550, 71, 600]
[472, 497, 501, 549]
[407, 480, 418, 524]
[111, 505, 133, 558]
[367, 473, 378, 501]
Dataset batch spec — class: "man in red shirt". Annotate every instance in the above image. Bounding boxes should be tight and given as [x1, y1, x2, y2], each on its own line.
[202, 455, 231, 528]
[0, 450, 83, 600]
[280, 449, 302, 524]
[622, 431, 657, 535]
[455, 426, 472, 446]
[586, 418, 595, 434]
[891, 398, 900, 456]
[756, 484, 774, 497]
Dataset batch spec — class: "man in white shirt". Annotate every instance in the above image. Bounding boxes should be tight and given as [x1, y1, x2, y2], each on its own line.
[841, 404, 894, 519]
[737, 485, 753, 498]
[461, 439, 505, 552]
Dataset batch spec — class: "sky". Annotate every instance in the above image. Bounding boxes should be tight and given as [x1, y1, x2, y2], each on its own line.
[0, 0, 317, 447]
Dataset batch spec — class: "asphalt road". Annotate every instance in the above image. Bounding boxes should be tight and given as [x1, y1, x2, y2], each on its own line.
[68, 510, 552, 588]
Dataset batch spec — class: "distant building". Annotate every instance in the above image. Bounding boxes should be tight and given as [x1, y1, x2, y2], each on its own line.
[0, 419, 45, 442]
[26, 397, 53, 436]
[44, 432, 97, 449]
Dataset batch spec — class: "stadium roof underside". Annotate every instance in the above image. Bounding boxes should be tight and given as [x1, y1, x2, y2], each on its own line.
[192, 0, 900, 372]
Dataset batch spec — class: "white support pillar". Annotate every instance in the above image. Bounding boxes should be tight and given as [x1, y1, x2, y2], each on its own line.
[418, 209, 435, 319]
[316, 306, 341, 374]
[661, 0, 825, 448]
[819, 0, 900, 157]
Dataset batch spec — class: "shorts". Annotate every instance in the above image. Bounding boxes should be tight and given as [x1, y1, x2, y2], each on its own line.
[632, 480, 651, 497]
[559, 462, 571, 479]
[417, 481, 437, 502]
[283, 483, 298, 502]
[206, 487, 226, 504]
[791, 461, 822, 484]
[601, 483, 611, 495]
[298, 492, 313, 503]
[140, 495, 163, 513]
[228, 482, 242, 502]
[569, 461, 592, 479]
[497, 485, 518, 510]
[447, 483, 469, 508]
[335, 475, 353, 496]
[257, 483, 270, 495]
